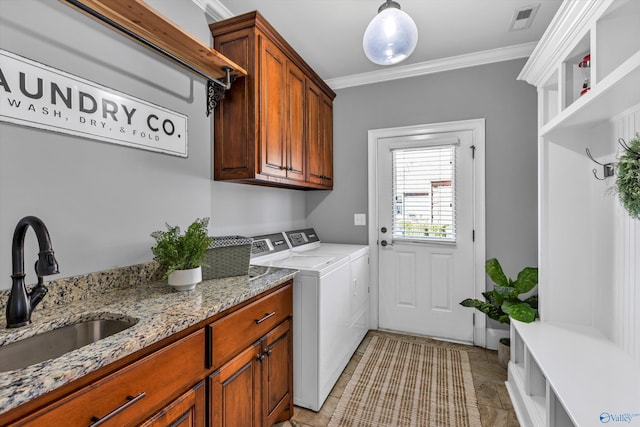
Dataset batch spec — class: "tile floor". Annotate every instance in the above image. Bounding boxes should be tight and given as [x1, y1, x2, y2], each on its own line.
[278, 330, 519, 427]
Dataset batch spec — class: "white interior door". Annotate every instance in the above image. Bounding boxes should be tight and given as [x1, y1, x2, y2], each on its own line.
[376, 127, 478, 343]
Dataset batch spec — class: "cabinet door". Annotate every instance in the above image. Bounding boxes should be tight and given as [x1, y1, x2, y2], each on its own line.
[210, 342, 262, 427]
[305, 80, 334, 189]
[259, 36, 287, 179]
[262, 320, 293, 426]
[319, 92, 334, 188]
[212, 28, 255, 181]
[286, 61, 306, 182]
[141, 381, 205, 427]
[305, 80, 324, 185]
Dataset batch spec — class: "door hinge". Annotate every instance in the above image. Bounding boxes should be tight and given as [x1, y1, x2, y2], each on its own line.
[473, 313, 476, 326]
[471, 145, 476, 159]
[472, 229, 475, 242]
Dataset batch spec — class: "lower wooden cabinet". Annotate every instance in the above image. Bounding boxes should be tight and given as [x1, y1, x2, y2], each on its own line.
[142, 381, 206, 427]
[209, 341, 263, 427]
[3, 282, 293, 427]
[209, 319, 292, 427]
[209, 287, 293, 427]
[262, 320, 293, 427]
[10, 330, 206, 427]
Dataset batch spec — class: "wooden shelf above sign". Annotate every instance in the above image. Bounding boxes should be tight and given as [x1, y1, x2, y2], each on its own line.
[62, 0, 248, 114]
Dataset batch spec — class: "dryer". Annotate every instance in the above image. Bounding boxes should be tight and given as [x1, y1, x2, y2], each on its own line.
[250, 232, 352, 412]
[283, 228, 370, 362]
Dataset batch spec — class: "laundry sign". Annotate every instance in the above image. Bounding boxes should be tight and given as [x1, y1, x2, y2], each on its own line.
[0, 49, 188, 157]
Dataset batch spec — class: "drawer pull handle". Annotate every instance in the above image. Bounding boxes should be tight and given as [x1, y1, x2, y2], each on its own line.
[255, 311, 276, 324]
[89, 392, 146, 426]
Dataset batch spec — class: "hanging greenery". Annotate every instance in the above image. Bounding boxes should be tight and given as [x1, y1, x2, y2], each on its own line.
[616, 133, 640, 219]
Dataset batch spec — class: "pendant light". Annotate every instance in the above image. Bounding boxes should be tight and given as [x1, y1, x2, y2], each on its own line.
[363, 0, 418, 66]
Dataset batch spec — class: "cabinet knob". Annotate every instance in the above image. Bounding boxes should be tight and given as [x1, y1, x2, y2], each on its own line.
[263, 348, 272, 357]
[256, 353, 265, 362]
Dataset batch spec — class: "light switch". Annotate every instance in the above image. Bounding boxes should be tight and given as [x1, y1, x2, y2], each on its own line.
[354, 213, 366, 226]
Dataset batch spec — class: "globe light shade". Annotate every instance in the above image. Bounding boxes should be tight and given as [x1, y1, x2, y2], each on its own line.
[363, 3, 418, 66]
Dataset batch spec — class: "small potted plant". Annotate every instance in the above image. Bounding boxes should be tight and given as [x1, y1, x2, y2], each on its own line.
[460, 258, 538, 366]
[150, 217, 214, 291]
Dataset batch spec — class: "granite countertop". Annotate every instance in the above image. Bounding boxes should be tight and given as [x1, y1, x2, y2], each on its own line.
[0, 264, 297, 415]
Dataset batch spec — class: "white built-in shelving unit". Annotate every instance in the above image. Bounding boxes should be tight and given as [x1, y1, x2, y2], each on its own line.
[508, 1, 640, 426]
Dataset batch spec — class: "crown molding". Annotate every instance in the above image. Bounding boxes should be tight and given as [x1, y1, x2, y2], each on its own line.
[326, 42, 538, 90]
[192, 0, 234, 22]
[518, 0, 612, 86]
[192, 0, 545, 90]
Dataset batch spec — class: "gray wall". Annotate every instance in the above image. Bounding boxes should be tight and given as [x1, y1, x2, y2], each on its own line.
[307, 58, 539, 283]
[0, 0, 305, 288]
[0, 0, 538, 297]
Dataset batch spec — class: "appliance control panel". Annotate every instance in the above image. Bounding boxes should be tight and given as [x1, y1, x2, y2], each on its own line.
[284, 228, 320, 248]
[250, 233, 290, 257]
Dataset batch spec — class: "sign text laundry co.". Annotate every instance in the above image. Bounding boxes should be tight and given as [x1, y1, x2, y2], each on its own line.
[0, 49, 187, 157]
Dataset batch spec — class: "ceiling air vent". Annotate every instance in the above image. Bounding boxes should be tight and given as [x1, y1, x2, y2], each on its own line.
[508, 4, 540, 31]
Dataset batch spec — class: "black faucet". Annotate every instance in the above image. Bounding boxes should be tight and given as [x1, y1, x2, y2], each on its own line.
[6, 216, 59, 328]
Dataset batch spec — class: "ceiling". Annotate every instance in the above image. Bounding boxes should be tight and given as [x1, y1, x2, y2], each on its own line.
[201, 0, 563, 87]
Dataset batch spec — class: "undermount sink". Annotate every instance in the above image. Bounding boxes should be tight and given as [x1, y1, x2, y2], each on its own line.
[0, 317, 137, 372]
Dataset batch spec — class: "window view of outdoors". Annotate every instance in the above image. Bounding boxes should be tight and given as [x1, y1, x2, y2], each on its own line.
[392, 145, 456, 242]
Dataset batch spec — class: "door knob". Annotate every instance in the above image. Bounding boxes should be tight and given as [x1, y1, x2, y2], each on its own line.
[381, 227, 387, 233]
[381, 240, 389, 247]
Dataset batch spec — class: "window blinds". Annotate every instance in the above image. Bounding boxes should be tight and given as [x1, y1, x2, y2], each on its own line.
[391, 144, 456, 242]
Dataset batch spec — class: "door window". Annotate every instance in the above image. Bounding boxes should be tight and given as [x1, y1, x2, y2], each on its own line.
[391, 145, 456, 242]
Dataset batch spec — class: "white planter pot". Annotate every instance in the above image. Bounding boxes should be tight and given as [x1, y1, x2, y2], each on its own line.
[168, 267, 202, 291]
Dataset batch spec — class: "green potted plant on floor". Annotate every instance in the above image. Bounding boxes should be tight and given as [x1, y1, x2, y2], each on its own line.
[150, 217, 214, 291]
[460, 258, 538, 366]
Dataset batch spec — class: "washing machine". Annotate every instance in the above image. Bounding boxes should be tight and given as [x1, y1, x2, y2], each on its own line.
[283, 228, 370, 357]
[250, 232, 352, 412]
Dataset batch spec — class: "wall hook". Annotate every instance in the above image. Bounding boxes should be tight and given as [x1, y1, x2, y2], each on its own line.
[618, 138, 640, 158]
[586, 148, 614, 180]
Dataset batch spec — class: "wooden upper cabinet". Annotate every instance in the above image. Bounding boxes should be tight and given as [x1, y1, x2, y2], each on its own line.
[260, 36, 287, 179]
[320, 94, 334, 188]
[305, 80, 333, 189]
[286, 62, 306, 183]
[209, 11, 335, 190]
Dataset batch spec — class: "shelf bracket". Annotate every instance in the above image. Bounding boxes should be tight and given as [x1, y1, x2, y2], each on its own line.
[63, 0, 239, 116]
[207, 67, 235, 117]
